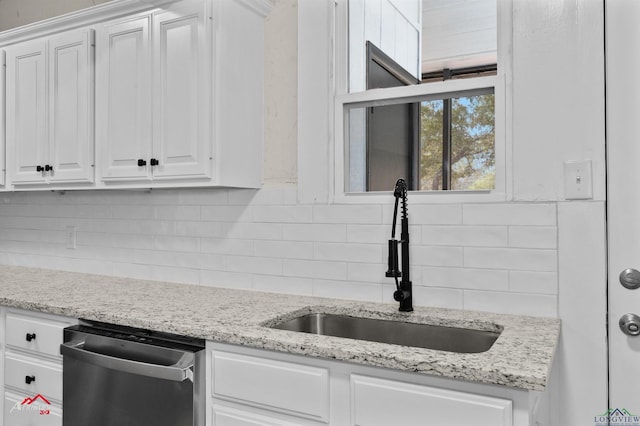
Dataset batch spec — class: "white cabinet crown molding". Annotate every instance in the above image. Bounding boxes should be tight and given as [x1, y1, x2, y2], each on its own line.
[0, 0, 181, 47]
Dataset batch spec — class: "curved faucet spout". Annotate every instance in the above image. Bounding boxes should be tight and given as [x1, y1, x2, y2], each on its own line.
[387, 178, 413, 312]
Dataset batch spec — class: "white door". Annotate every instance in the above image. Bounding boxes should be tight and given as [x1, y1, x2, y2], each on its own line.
[5, 40, 48, 184]
[606, 0, 640, 417]
[152, 1, 211, 180]
[49, 29, 95, 183]
[97, 16, 152, 181]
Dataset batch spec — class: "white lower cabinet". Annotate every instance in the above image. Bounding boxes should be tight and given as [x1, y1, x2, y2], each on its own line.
[350, 375, 512, 426]
[212, 350, 329, 423]
[209, 342, 546, 426]
[1, 309, 76, 426]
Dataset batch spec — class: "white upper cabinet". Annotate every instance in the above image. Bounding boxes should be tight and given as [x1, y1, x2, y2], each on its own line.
[152, 3, 211, 180]
[5, 29, 95, 186]
[98, 1, 211, 183]
[96, 15, 153, 181]
[0, 0, 269, 191]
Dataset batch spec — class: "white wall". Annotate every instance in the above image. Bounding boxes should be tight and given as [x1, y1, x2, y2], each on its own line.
[0, 0, 608, 424]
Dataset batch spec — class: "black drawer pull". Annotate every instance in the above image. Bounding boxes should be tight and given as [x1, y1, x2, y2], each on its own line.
[137, 159, 147, 167]
[25, 333, 36, 342]
[25, 375, 36, 384]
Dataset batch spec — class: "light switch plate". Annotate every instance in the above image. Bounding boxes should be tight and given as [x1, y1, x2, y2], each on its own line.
[564, 160, 593, 200]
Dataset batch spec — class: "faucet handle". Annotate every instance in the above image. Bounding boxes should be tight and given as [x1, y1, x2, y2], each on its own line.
[385, 240, 401, 277]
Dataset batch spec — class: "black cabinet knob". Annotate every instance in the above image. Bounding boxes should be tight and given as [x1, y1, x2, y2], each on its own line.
[45, 164, 53, 172]
[36, 165, 44, 172]
[25, 375, 36, 384]
[25, 333, 36, 342]
[137, 159, 147, 167]
[150, 158, 159, 166]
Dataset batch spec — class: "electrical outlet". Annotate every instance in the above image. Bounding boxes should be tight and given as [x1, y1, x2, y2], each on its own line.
[564, 160, 593, 200]
[66, 226, 77, 249]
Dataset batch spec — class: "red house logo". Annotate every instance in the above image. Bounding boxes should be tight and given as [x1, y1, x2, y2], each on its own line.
[9, 394, 51, 416]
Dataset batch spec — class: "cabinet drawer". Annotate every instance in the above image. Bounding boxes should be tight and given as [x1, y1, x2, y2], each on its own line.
[212, 404, 303, 426]
[350, 375, 512, 426]
[5, 354, 62, 402]
[4, 391, 61, 426]
[6, 312, 73, 357]
[212, 351, 329, 423]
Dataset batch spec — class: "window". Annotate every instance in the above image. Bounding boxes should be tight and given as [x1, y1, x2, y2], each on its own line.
[336, 0, 509, 199]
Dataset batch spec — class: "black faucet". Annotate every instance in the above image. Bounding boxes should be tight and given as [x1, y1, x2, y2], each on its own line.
[386, 178, 413, 312]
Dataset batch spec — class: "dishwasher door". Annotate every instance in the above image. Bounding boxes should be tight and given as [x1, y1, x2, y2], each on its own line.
[61, 323, 205, 426]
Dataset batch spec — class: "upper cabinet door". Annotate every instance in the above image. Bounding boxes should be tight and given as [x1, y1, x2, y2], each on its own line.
[151, 2, 211, 180]
[0, 50, 5, 187]
[97, 16, 152, 181]
[49, 29, 95, 183]
[6, 40, 48, 184]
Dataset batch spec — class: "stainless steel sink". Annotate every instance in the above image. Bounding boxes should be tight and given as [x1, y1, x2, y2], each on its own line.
[270, 313, 501, 353]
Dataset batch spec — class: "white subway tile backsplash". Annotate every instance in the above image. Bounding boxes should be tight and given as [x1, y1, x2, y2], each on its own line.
[253, 274, 313, 296]
[253, 205, 313, 223]
[113, 263, 200, 285]
[312, 279, 382, 302]
[224, 222, 283, 240]
[314, 242, 382, 263]
[200, 270, 252, 290]
[463, 290, 557, 317]
[347, 225, 389, 243]
[421, 266, 509, 291]
[422, 225, 508, 247]
[463, 203, 557, 226]
[412, 245, 464, 267]
[283, 223, 346, 242]
[509, 271, 558, 295]
[313, 204, 382, 224]
[347, 262, 387, 283]
[77, 232, 155, 250]
[133, 249, 224, 270]
[283, 259, 348, 280]
[464, 247, 557, 271]
[152, 235, 200, 252]
[153, 205, 201, 221]
[175, 221, 225, 238]
[410, 286, 464, 310]
[201, 238, 253, 256]
[178, 188, 229, 205]
[201, 205, 253, 222]
[509, 226, 557, 249]
[0, 216, 60, 230]
[112, 205, 154, 220]
[254, 240, 314, 260]
[0, 190, 561, 319]
[226, 255, 282, 275]
[383, 204, 463, 225]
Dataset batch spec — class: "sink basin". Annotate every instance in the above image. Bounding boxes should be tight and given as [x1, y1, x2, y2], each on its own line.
[270, 313, 501, 353]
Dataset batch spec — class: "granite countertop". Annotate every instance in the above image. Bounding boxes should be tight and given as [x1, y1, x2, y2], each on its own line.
[0, 265, 560, 392]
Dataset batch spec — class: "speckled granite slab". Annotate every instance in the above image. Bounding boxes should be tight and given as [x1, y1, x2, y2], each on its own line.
[0, 265, 559, 391]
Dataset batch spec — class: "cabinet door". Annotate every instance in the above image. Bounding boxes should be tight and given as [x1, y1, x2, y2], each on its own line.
[49, 29, 95, 183]
[97, 16, 152, 181]
[0, 50, 5, 186]
[6, 40, 48, 184]
[152, 2, 211, 180]
[350, 375, 512, 426]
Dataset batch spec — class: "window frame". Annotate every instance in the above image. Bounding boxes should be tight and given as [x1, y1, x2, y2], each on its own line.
[331, 0, 513, 205]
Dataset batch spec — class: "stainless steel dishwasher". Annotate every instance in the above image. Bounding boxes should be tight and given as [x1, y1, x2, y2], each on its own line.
[60, 321, 205, 426]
